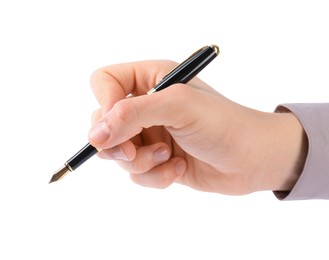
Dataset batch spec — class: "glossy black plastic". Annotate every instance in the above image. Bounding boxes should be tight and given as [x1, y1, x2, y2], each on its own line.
[67, 143, 98, 170]
[153, 46, 217, 92]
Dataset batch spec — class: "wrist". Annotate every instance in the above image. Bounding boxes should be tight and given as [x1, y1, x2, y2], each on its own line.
[260, 111, 308, 192]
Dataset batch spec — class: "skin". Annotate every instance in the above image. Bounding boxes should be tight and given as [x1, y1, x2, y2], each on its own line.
[88, 60, 308, 195]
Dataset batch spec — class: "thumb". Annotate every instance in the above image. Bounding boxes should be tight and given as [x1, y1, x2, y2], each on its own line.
[88, 84, 195, 149]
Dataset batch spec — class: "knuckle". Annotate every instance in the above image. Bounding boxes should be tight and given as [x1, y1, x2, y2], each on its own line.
[90, 68, 104, 89]
[129, 174, 138, 184]
[91, 109, 102, 124]
[112, 100, 133, 123]
[159, 173, 173, 189]
[127, 158, 150, 175]
[129, 170, 173, 189]
[129, 173, 143, 186]
[165, 84, 194, 105]
[155, 179, 172, 189]
[112, 99, 139, 125]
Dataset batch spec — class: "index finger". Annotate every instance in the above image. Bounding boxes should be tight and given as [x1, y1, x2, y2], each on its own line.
[90, 60, 177, 113]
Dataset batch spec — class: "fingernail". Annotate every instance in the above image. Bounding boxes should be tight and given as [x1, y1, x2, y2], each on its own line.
[111, 146, 128, 161]
[89, 121, 111, 144]
[153, 148, 170, 163]
[175, 160, 186, 176]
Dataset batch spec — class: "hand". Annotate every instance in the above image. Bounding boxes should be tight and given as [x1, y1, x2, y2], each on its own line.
[88, 61, 307, 195]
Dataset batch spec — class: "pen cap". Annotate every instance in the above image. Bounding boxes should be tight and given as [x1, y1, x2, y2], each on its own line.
[153, 45, 219, 92]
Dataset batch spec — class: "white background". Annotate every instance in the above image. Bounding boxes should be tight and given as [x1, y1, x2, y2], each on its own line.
[0, 0, 328, 259]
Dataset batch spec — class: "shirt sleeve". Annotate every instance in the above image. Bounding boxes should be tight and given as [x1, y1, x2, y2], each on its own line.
[273, 103, 329, 200]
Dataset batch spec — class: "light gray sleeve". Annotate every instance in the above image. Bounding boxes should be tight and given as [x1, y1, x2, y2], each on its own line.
[273, 103, 329, 200]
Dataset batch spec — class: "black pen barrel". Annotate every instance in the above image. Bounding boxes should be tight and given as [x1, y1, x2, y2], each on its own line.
[66, 143, 98, 171]
[153, 46, 218, 92]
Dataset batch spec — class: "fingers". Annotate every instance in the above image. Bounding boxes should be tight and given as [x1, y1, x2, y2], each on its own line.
[99, 141, 187, 189]
[98, 140, 137, 161]
[88, 84, 197, 149]
[90, 60, 177, 113]
[99, 142, 171, 173]
[129, 157, 186, 189]
[117, 143, 171, 174]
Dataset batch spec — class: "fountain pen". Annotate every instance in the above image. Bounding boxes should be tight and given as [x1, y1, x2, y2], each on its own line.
[49, 44, 220, 183]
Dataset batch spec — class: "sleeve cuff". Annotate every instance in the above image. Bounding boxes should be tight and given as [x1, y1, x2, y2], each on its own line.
[273, 103, 329, 200]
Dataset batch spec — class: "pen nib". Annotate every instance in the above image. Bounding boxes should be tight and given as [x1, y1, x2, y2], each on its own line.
[49, 165, 70, 184]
